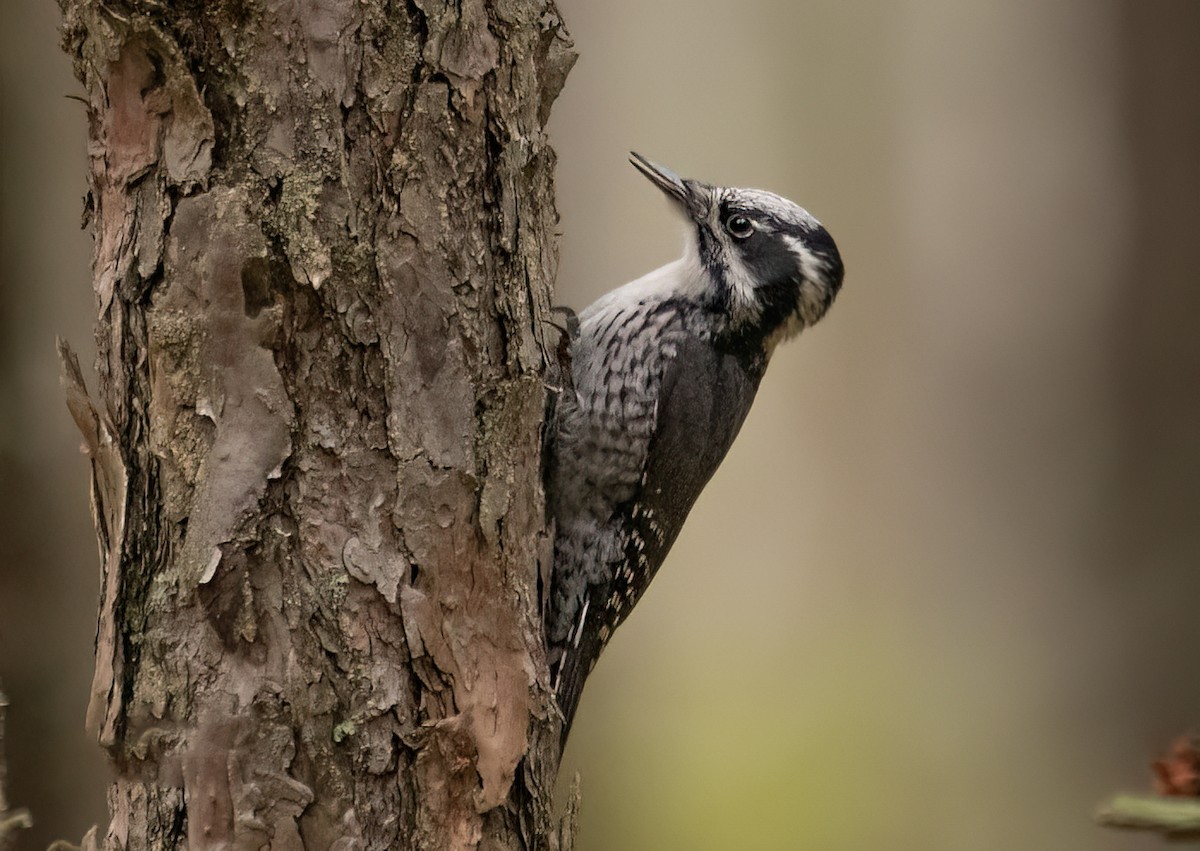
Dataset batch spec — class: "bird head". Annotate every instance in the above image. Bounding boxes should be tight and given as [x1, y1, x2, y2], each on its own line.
[630, 152, 844, 349]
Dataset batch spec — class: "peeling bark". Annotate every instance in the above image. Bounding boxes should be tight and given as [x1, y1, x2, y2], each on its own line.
[57, 0, 575, 847]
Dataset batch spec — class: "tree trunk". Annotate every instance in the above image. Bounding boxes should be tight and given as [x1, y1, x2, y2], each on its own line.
[56, 0, 575, 847]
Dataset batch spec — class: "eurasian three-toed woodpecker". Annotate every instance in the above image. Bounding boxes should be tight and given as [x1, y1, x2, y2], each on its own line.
[545, 154, 844, 737]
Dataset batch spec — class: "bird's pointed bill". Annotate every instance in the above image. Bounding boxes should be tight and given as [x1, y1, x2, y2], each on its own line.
[629, 152, 689, 205]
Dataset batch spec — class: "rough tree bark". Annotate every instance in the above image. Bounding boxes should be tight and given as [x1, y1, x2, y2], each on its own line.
[56, 0, 576, 848]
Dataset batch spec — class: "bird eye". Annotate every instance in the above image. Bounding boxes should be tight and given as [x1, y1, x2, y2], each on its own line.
[724, 214, 754, 240]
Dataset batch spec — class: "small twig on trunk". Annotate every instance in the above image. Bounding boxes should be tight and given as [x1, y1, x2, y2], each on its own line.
[0, 681, 33, 850]
[1097, 793, 1200, 840]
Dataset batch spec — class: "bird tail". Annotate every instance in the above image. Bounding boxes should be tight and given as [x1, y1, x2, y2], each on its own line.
[550, 613, 608, 750]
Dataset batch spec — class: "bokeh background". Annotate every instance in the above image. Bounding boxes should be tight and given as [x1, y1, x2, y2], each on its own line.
[2, 1, 1199, 849]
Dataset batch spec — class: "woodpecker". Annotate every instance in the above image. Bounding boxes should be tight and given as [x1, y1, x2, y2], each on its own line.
[545, 153, 844, 738]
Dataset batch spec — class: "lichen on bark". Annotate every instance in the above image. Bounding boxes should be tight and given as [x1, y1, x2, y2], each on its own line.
[57, 0, 576, 847]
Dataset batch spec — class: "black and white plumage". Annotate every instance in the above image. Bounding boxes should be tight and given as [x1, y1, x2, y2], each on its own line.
[545, 154, 844, 738]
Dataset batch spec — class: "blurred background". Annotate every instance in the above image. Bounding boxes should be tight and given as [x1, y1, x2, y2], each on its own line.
[2, 0, 1198, 849]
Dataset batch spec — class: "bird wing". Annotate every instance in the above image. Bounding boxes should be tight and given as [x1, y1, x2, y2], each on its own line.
[619, 333, 765, 608]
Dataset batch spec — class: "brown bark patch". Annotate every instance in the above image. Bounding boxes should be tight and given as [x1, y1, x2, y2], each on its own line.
[148, 188, 294, 587]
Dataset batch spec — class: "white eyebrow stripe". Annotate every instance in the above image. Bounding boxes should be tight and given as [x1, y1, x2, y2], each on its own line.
[782, 234, 825, 283]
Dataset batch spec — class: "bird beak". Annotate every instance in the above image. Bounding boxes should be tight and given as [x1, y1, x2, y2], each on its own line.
[629, 152, 694, 210]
